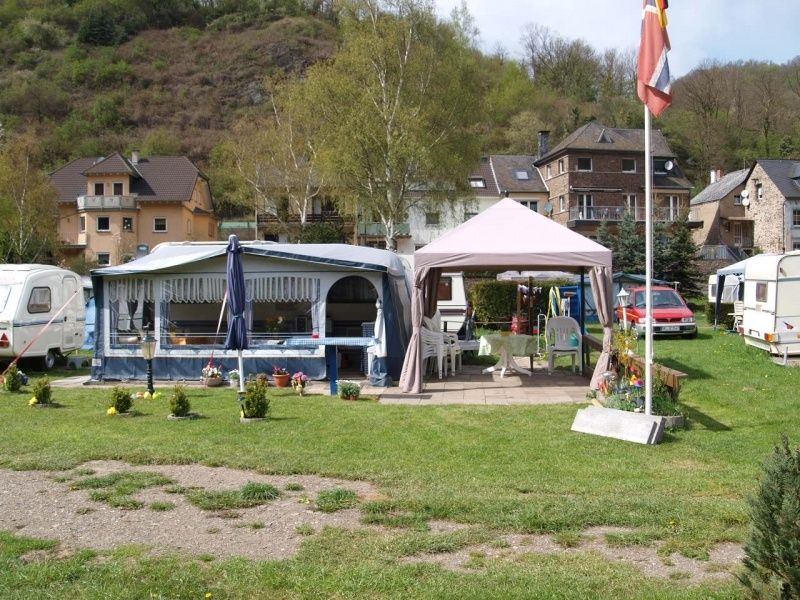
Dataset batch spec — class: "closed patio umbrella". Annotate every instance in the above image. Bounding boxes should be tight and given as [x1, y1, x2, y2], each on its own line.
[224, 235, 248, 394]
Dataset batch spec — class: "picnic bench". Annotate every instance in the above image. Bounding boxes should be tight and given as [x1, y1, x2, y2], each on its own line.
[582, 333, 687, 396]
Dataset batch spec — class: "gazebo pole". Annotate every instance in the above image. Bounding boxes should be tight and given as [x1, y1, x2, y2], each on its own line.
[579, 268, 586, 373]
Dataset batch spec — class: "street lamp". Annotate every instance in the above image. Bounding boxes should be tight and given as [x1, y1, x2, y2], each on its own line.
[140, 333, 156, 395]
[617, 288, 630, 331]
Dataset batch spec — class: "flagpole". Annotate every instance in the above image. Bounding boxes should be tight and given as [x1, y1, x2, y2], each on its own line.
[644, 106, 653, 416]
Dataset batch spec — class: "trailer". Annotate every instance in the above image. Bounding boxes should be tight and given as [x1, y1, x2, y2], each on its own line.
[741, 251, 800, 357]
[0, 265, 86, 369]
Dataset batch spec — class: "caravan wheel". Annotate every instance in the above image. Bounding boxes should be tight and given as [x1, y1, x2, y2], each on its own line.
[42, 350, 57, 370]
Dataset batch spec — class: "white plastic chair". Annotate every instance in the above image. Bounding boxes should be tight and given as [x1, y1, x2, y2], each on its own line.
[425, 312, 462, 375]
[546, 316, 582, 374]
[420, 325, 447, 378]
[730, 300, 744, 331]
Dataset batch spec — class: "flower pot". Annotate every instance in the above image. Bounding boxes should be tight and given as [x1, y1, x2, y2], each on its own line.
[203, 376, 223, 387]
[272, 373, 290, 388]
[229, 379, 239, 388]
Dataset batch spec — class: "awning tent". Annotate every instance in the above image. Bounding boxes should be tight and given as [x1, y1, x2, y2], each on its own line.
[712, 254, 778, 325]
[399, 198, 614, 393]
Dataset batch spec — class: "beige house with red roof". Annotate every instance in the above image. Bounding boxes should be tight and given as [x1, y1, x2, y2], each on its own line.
[52, 152, 217, 266]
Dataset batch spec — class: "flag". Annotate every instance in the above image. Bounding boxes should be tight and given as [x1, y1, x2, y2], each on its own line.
[637, 0, 672, 117]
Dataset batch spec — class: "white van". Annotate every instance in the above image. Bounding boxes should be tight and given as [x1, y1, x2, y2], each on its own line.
[741, 252, 800, 357]
[0, 265, 86, 369]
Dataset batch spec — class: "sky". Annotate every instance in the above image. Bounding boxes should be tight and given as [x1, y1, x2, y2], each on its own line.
[434, 0, 799, 78]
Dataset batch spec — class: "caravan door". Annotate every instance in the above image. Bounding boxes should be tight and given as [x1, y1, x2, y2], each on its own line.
[61, 274, 83, 351]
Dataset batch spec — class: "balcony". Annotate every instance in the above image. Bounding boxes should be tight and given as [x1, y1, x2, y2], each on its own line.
[77, 195, 138, 210]
[568, 205, 695, 224]
[256, 212, 350, 226]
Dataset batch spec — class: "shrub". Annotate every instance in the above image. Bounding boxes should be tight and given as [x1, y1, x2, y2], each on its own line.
[337, 380, 361, 400]
[704, 300, 735, 330]
[110, 385, 133, 413]
[240, 482, 280, 502]
[470, 280, 517, 324]
[256, 372, 269, 385]
[739, 435, 800, 599]
[316, 488, 358, 513]
[4, 364, 22, 392]
[31, 377, 51, 405]
[241, 379, 269, 418]
[169, 384, 190, 417]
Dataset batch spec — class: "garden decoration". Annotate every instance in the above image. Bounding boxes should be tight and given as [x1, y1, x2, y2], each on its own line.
[108, 385, 134, 416]
[168, 384, 198, 420]
[28, 377, 52, 407]
[337, 380, 361, 401]
[239, 378, 269, 422]
[201, 364, 223, 387]
[228, 369, 240, 388]
[272, 366, 290, 388]
[291, 371, 308, 395]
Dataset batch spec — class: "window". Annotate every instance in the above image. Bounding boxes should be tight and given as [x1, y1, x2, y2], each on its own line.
[27, 287, 51, 314]
[468, 177, 486, 188]
[122, 217, 133, 232]
[425, 212, 440, 226]
[516, 170, 530, 180]
[153, 217, 167, 232]
[558, 159, 565, 174]
[622, 159, 636, 173]
[733, 194, 742, 206]
[794, 241, 800, 250]
[577, 194, 593, 219]
[437, 277, 452, 301]
[97, 216, 110, 232]
[559, 195, 566, 212]
[576, 157, 592, 172]
[187, 219, 192, 235]
[756, 183, 763, 200]
[519, 200, 538, 212]
[756, 282, 768, 303]
[545, 165, 552, 179]
[113, 182, 123, 195]
[94, 182, 104, 195]
[665, 196, 680, 221]
[208, 222, 214, 237]
[79, 216, 86, 232]
[97, 253, 110, 266]
[653, 159, 669, 174]
[733, 222, 744, 246]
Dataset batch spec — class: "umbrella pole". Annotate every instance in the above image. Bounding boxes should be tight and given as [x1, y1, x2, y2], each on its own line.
[238, 350, 245, 394]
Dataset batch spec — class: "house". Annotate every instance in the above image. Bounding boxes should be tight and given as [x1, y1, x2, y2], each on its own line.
[532, 122, 694, 239]
[405, 154, 548, 251]
[89, 241, 412, 383]
[739, 160, 800, 254]
[689, 169, 750, 269]
[52, 152, 218, 267]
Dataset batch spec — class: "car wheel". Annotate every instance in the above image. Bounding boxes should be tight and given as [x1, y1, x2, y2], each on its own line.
[42, 350, 57, 370]
[682, 331, 698, 340]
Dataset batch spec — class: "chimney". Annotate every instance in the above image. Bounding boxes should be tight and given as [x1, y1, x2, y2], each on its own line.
[131, 151, 139, 165]
[709, 170, 716, 184]
[537, 130, 550, 159]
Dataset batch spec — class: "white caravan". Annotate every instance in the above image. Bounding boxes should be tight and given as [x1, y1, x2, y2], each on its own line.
[707, 273, 742, 304]
[0, 265, 86, 369]
[741, 252, 800, 357]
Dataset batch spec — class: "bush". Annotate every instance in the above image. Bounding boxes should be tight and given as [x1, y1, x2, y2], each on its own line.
[704, 300, 735, 330]
[316, 488, 358, 513]
[337, 380, 360, 400]
[4, 364, 22, 392]
[739, 435, 800, 599]
[110, 385, 133, 413]
[169, 384, 190, 417]
[31, 377, 51, 405]
[470, 280, 517, 324]
[240, 481, 280, 502]
[241, 379, 269, 418]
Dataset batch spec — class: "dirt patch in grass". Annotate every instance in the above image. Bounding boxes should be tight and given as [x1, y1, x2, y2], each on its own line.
[400, 526, 745, 584]
[0, 460, 376, 561]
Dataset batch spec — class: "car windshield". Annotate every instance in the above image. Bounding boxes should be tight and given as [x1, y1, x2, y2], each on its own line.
[634, 290, 684, 308]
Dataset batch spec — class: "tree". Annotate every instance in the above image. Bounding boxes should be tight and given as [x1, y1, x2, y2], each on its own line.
[658, 213, 702, 296]
[613, 210, 644, 273]
[0, 135, 60, 263]
[596, 219, 613, 250]
[300, 0, 481, 249]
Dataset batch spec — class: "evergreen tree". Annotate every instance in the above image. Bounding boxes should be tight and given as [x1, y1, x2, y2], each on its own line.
[596, 218, 613, 251]
[613, 210, 644, 273]
[660, 213, 702, 296]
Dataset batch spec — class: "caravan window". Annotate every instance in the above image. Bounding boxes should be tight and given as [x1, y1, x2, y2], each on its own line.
[437, 277, 452, 301]
[27, 287, 51, 314]
[756, 283, 768, 303]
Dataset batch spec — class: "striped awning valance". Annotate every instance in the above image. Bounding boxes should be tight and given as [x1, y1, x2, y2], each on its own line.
[107, 278, 154, 302]
[159, 276, 320, 303]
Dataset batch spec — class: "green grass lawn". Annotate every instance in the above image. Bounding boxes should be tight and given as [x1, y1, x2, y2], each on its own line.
[0, 319, 794, 598]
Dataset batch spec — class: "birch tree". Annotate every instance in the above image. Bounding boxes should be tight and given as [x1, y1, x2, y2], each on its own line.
[301, 0, 480, 249]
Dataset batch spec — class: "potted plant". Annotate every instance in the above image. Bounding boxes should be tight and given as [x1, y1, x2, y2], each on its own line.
[272, 366, 290, 388]
[240, 379, 270, 422]
[28, 377, 52, 407]
[201, 364, 223, 387]
[337, 380, 361, 401]
[228, 369, 240, 388]
[168, 384, 196, 419]
[108, 385, 133, 416]
[291, 371, 308, 396]
[4, 364, 24, 392]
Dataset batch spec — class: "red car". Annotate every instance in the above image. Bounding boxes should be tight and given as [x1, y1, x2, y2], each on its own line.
[616, 286, 697, 338]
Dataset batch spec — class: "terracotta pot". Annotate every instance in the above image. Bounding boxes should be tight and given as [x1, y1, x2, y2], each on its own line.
[272, 373, 290, 388]
[203, 376, 223, 387]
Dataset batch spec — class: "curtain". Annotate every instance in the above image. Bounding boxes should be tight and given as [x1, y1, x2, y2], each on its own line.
[399, 267, 440, 393]
[589, 266, 614, 389]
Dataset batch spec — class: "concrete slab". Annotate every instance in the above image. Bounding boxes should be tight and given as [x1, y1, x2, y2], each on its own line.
[571, 406, 665, 445]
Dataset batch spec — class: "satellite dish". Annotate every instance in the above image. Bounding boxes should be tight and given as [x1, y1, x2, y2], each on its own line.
[664, 160, 674, 172]
[741, 197, 750, 207]
[741, 189, 750, 199]
[544, 201, 553, 215]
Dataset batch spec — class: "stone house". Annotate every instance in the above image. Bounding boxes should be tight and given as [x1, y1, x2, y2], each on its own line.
[532, 121, 693, 239]
[740, 160, 800, 254]
[52, 152, 218, 267]
[689, 168, 750, 268]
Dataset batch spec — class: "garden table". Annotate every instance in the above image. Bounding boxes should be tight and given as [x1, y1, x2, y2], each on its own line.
[478, 334, 537, 377]
[283, 336, 377, 395]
